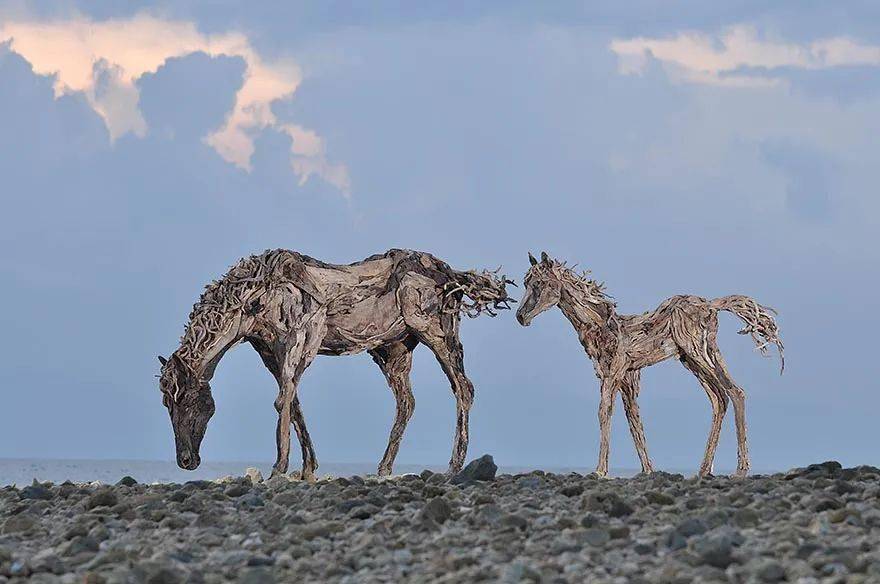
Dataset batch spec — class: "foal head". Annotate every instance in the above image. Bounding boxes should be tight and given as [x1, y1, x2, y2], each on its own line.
[158, 354, 216, 470]
[517, 252, 610, 326]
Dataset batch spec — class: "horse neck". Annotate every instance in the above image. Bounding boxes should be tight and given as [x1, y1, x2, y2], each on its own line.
[177, 307, 248, 381]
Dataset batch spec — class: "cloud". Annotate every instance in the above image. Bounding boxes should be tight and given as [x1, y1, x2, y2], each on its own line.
[0, 13, 350, 195]
[761, 140, 833, 220]
[610, 25, 880, 88]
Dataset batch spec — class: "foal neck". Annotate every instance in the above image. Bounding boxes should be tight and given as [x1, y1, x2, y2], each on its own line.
[558, 283, 616, 331]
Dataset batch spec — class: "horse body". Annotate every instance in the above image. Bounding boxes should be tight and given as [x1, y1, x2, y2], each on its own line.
[159, 248, 513, 479]
[517, 252, 783, 478]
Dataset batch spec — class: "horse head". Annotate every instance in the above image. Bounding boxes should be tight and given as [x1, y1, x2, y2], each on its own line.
[445, 267, 517, 318]
[158, 354, 216, 470]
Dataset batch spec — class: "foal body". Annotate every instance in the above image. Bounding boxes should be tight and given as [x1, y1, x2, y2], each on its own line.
[517, 253, 783, 477]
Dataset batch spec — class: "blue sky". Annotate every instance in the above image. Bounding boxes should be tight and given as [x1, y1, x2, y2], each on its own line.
[1, 2, 878, 472]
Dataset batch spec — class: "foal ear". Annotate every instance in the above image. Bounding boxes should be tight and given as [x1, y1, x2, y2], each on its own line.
[540, 251, 550, 264]
[158, 355, 168, 366]
[528, 252, 538, 266]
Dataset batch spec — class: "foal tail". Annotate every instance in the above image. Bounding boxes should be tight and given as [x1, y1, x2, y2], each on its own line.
[712, 295, 785, 373]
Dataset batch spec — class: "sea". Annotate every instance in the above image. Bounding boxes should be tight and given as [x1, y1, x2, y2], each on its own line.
[0, 458, 651, 486]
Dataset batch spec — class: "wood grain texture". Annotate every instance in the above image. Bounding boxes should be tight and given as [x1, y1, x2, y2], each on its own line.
[516, 252, 783, 478]
[159, 249, 515, 477]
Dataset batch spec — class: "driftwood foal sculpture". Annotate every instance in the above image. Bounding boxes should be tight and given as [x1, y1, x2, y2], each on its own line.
[516, 252, 783, 477]
[159, 249, 514, 479]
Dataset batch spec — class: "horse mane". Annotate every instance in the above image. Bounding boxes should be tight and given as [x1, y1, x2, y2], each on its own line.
[175, 249, 290, 370]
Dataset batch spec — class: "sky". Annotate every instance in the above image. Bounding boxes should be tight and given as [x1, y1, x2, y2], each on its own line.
[1, 1, 878, 473]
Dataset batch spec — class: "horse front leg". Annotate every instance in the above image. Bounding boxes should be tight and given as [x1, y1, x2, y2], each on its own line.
[290, 393, 318, 481]
[273, 378, 298, 477]
[370, 338, 417, 476]
[272, 311, 325, 479]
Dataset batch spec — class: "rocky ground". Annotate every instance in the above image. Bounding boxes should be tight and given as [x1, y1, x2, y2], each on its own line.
[2, 457, 879, 583]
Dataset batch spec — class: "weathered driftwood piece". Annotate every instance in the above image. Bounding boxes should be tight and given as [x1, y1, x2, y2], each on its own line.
[516, 252, 783, 477]
[158, 249, 514, 478]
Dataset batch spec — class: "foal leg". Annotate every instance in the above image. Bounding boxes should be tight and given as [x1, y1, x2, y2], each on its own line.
[619, 370, 654, 474]
[708, 346, 750, 477]
[680, 355, 729, 477]
[595, 379, 617, 477]
[369, 336, 418, 476]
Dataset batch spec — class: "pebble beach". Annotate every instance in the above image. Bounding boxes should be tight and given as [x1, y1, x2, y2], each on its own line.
[2, 456, 879, 583]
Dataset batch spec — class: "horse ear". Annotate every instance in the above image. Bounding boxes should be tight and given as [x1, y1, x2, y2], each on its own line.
[158, 355, 168, 366]
[540, 251, 550, 264]
[528, 252, 538, 266]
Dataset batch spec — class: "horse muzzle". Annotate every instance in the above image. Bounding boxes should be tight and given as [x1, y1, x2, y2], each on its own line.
[177, 449, 200, 470]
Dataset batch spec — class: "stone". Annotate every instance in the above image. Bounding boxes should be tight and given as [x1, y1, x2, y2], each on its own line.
[450, 455, 497, 484]
[420, 497, 453, 524]
[559, 484, 584, 497]
[676, 517, 708, 538]
[754, 559, 786, 582]
[245, 468, 264, 484]
[350, 504, 380, 519]
[580, 527, 611, 547]
[609, 498, 635, 518]
[20, 481, 53, 501]
[693, 533, 735, 569]
[29, 549, 65, 574]
[732, 507, 759, 528]
[502, 562, 542, 583]
[2, 514, 36, 533]
[64, 536, 100, 556]
[644, 491, 675, 506]
[86, 489, 118, 509]
[116, 476, 138, 487]
[225, 483, 251, 497]
[500, 514, 528, 531]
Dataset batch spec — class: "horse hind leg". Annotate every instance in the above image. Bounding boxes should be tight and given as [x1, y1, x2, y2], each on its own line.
[679, 354, 729, 477]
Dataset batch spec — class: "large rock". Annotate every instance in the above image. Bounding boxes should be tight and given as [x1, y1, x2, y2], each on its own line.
[450, 455, 497, 485]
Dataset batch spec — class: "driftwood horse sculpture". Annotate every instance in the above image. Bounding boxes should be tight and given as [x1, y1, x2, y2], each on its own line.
[159, 249, 514, 479]
[516, 252, 783, 477]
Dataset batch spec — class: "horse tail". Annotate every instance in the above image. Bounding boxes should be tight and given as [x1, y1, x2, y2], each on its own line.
[711, 295, 785, 374]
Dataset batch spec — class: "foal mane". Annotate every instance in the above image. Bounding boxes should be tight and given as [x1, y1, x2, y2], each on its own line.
[547, 260, 616, 310]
